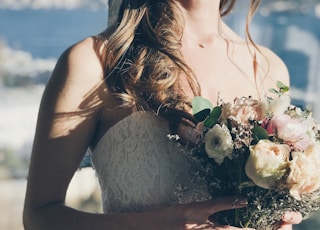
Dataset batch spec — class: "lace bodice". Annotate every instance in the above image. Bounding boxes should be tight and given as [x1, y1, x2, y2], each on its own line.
[91, 111, 210, 213]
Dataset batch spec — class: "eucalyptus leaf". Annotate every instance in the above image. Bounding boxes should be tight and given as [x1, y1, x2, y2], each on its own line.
[276, 81, 289, 93]
[276, 81, 285, 88]
[268, 88, 279, 95]
[192, 96, 213, 115]
[194, 109, 211, 122]
[204, 106, 222, 128]
[251, 126, 269, 143]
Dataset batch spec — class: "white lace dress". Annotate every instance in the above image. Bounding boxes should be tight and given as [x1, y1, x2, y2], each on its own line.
[91, 111, 210, 213]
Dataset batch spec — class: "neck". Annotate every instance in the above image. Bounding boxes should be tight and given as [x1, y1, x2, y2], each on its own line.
[175, 0, 222, 37]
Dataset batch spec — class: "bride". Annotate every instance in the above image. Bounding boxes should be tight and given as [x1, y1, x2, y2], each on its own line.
[23, 0, 302, 229]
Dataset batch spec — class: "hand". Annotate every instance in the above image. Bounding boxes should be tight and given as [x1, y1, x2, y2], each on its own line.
[274, 212, 303, 230]
[168, 196, 255, 230]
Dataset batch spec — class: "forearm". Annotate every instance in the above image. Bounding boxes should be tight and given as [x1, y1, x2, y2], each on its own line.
[23, 203, 177, 230]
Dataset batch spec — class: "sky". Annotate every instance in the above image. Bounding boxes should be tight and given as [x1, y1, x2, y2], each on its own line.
[0, 0, 108, 78]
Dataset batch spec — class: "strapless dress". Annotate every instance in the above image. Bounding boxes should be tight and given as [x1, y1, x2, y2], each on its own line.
[91, 111, 210, 213]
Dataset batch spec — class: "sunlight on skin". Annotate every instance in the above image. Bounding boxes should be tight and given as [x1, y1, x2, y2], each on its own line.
[184, 212, 302, 230]
[48, 81, 105, 139]
[49, 115, 87, 138]
[277, 212, 303, 230]
[185, 223, 214, 230]
[185, 222, 256, 230]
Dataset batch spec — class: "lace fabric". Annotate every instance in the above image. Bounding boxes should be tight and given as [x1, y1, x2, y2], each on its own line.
[91, 111, 210, 213]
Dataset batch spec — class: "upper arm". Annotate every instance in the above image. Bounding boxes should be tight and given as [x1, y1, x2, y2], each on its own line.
[24, 37, 105, 209]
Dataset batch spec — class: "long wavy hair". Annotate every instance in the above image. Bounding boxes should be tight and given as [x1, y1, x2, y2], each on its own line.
[98, 0, 261, 113]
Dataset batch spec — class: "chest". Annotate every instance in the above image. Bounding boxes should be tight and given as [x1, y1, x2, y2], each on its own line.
[180, 43, 270, 104]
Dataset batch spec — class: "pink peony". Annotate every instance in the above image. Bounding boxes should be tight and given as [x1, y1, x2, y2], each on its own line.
[268, 114, 311, 151]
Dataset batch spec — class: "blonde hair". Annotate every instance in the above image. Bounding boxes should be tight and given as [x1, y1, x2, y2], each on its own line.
[99, 0, 261, 112]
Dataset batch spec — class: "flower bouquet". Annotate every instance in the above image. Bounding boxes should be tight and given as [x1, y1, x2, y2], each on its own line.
[186, 82, 320, 229]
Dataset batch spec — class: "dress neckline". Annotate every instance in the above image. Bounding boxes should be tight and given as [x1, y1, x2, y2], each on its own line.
[94, 111, 157, 151]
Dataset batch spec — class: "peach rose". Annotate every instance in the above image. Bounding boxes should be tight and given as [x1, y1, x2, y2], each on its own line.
[245, 140, 290, 189]
[221, 97, 265, 126]
[287, 143, 320, 200]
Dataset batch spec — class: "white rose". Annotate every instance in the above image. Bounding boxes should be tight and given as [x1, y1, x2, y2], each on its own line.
[266, 94, 291, 116]
[204, 124, 234, 164]
[245, 140, 290, 189]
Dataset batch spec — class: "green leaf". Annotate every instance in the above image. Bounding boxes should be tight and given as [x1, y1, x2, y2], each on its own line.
[251, 126, 269, 143]
[276, 81, 289, 93]
[276, 81, 286, 88]
[268, 88, 279, 95]
[192, 96, 213, 115]
[204, 106, 222, 128]
[194, 109, 211, 122]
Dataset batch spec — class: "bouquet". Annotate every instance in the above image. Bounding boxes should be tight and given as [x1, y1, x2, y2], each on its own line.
[182, 82, 320, 229]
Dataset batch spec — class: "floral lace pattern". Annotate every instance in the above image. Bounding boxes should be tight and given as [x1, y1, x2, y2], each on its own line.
[92, 111, 210, 213]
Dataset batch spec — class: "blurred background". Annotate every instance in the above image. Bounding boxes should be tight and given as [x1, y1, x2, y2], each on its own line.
[0, 0, 319, 229]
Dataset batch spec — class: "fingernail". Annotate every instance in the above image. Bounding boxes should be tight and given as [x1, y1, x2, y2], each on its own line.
[233, 198, 248, 207]
[282, 213, 292, 222]
[238, 198, 248, 205]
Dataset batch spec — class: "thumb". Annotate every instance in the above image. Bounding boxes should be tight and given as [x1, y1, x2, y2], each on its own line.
[204, 196, 248, 214]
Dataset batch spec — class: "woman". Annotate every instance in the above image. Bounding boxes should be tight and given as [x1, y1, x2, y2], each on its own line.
[23, 0, 302, 229]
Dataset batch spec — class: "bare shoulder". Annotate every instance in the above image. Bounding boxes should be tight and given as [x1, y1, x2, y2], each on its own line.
[56, 36, 104, 85]
[258, 45, 290, 86]
[46, 36, 106, 112]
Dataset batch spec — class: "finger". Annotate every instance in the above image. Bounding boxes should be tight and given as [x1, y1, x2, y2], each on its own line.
[273, 212, 302, 230]
[211, 196, 248, 213]
[276, 224, 292, 230]
[281, 212, 302, 225]
[186, 221, 256, 230]
[186, 220, 215, 230]
[197, 196, 248, 214]
[215, 226, 256, 230]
